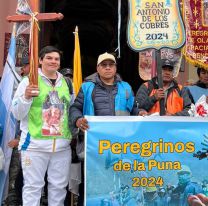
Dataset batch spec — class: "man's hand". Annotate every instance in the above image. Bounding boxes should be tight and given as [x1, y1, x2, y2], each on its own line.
[25, 85, 39, 100]
[206, 96, 208, 104]
[188, 194, 208, 206]
[154, 88, 165, 100]
[8, 139, 19, 148]
[138, 110, 148, 116]
[76, 117, 89, 132]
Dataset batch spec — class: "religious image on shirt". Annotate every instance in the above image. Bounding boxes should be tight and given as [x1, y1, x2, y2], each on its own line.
[42, 91, 64, 136]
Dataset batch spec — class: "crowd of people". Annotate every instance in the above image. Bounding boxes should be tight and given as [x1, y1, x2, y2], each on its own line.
[0, 45, 208, 206]
[99, 166, 208, 206]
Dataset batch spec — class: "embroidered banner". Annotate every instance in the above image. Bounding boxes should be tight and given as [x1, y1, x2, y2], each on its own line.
[4, 33, 29, 67]
[160, 48, 182, 77]
[85, 116, 208, 206]
[138, 48, 182, 80]
[139, 49, 156, 80]
[127, 0, 185, 51]
[183, 0, 208, 69]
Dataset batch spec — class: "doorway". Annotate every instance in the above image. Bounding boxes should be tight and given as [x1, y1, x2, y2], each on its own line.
[42, 0, 143, 92]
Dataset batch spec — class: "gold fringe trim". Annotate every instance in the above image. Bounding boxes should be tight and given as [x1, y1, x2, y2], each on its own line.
[182, 48, 208, 70]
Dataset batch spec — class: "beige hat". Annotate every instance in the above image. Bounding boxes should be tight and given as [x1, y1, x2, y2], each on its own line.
[97, 52, 116, 65]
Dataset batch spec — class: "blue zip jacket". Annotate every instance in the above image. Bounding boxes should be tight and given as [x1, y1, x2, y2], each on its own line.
[69, 73, 138, 127]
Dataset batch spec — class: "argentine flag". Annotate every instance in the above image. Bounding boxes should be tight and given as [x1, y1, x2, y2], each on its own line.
[0, 25, 18, 204]
[0, 1, 31, 203]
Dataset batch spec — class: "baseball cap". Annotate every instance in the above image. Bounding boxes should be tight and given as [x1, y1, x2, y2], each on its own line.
[97, 52, 116, 65]
[59, 68, 73, 76]
[161, 59, 174, 70]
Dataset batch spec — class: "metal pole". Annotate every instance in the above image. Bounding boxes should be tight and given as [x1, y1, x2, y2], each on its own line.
[156, 50, 166, 116]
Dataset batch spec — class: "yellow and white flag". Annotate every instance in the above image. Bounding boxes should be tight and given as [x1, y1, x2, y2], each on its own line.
[73, 26, 82, 96]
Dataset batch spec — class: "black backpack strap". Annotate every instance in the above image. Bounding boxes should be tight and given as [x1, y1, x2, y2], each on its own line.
[145, 77, 158, 95]
[176, 87, 182, 96]
[147, 81, 155, 95]
[170, 83, 183, 97]
[91, 86, 96, 102]
[176, 85, 183, 96]
[63, 77, 73, 95]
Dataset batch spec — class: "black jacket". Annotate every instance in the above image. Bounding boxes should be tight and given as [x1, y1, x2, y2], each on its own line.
[135, 77, 191, 116]
[69, 73, 138, 127]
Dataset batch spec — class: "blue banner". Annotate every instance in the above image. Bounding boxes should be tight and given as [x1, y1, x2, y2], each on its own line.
[85, 116, 208, 206]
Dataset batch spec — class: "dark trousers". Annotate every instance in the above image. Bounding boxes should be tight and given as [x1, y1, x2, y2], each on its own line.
[77, 160, 84, 206]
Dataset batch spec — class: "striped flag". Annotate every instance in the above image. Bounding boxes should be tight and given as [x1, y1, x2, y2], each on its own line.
[73, 26, 82, 96]
[0, 1, 31, 203]
[0, 25, 18, 204]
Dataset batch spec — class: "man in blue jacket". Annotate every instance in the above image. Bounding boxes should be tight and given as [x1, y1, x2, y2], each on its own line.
[69, 52, 139, 131]
[69, 52, 139, 206]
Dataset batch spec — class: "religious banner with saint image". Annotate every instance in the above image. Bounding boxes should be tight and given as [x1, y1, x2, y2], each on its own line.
[4, 33, 29, 69]
[139, 48, 182, 80]
[139, 49, 156, 80]
[183, 0, 208, 69]
[127, 0, 185, 51]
